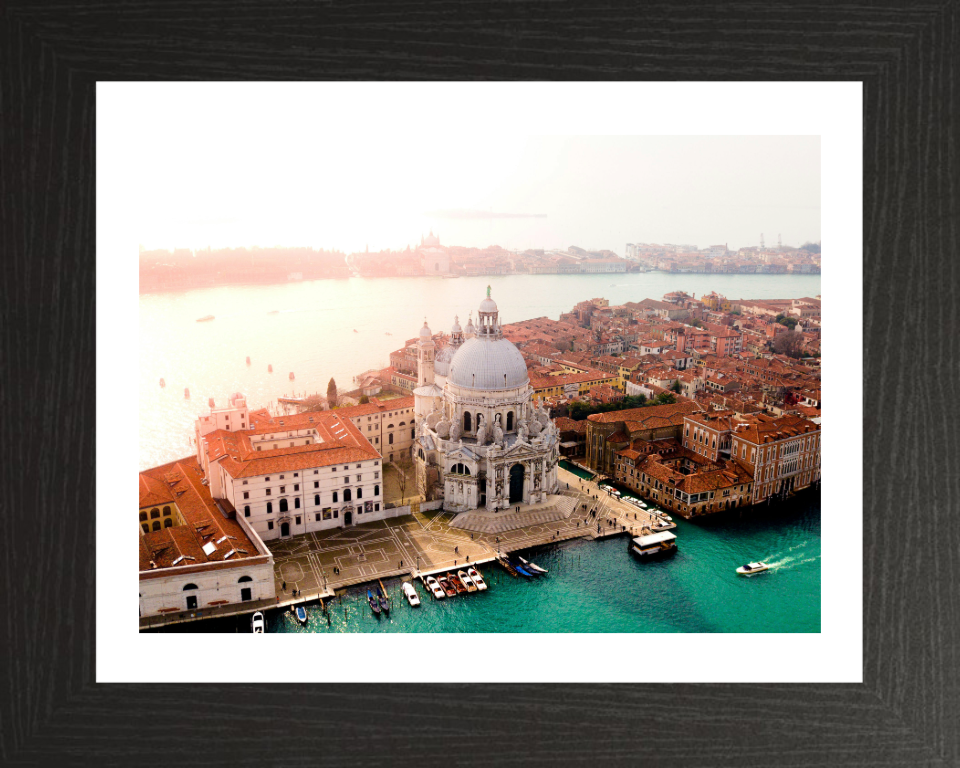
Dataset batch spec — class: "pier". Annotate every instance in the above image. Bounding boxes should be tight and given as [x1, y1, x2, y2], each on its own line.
[140, 465, 667, 631]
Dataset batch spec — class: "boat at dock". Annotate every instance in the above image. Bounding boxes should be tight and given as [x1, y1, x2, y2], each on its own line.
[424, 575, 445, 599]
[367, 589, 382, 615]
[457, 570, 478, 592]
[402, 582, 421, 606]
[516, 555, 548, 575]
[448, 572, 468, 594]
[437, 575, 457, 597]
[196, 315, 215, 322]
[376, 586, 390, 613]
[251, 611, 265, 633]
[630, 531, 678, 558]
[497, 557, 519, 577]
[467, 567, 487, 590]
[736, 561, 770, 575]
[294, 605, 308, 625]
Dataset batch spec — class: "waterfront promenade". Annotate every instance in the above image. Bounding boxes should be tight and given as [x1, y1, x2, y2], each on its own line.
[140, 466, 665, 630]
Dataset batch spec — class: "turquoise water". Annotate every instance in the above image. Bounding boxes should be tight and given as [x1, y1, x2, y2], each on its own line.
[166, 490, 819, 634]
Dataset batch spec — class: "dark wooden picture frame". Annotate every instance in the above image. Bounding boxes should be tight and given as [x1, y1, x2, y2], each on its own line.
[3, 2, 957, 765]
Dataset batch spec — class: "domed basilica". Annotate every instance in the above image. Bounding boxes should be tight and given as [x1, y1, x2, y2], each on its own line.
[412, 287, 560, 513]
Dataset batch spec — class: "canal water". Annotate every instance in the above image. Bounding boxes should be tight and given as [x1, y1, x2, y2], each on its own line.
[139, 271, 820, 470]
[161, 490, 819, 634]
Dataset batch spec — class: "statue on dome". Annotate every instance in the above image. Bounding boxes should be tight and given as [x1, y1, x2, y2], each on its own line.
[449, 419, 461, 442]
[518, 419, 529, 442]
[493, 414, 504, 446]
[528, 418, 542, 437]
[475, 422, 486, 446]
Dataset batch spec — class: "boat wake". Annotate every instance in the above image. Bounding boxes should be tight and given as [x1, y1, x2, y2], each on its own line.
[764, 553, 821, 570]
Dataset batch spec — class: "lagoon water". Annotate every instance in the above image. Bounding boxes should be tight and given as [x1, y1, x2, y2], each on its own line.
[140, 271, 820, 470]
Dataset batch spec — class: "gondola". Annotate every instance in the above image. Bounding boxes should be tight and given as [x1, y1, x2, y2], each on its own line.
[377, 586, 390, 613]
[516, 555, 548, 575]
[367, 589, 382, 615]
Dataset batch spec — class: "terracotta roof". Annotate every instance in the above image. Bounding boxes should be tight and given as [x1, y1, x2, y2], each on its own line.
[586, 400, 701, 425]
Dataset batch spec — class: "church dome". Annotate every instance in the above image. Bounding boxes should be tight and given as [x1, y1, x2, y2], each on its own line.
[478, 296, 498, 314]
[419, 321, 432, 338]
[448, 337, 529, 391]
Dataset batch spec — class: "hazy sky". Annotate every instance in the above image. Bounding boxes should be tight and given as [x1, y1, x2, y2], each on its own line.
[121, 85, 820, 255]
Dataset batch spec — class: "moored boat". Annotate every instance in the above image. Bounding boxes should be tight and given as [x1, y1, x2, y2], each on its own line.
[295, 605, 308, 625]
[736, 561, 770, 575]
[497, 557, 519, 577]
[377, 586, 390, 613]
[424, 575, 445, 599]
[402, 582, 421, 606]
[437, 575, 457, 597]
[630, 531, 678, 558]
[448, 572, 468, 594]
[457, 570, 478, 592]
[467, 567, 487, 590]
[251, 611, 265, 633]
[196, 315, 215, 322]
[517, 555, 548, 575]
[367, 589, 382, 615]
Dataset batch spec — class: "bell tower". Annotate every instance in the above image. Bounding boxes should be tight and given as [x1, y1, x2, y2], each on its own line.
[417, 319, 435, 387]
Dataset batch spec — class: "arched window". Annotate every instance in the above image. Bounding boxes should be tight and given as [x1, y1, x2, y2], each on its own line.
[294, 498, 300, 509]
[374, 485, 379, 496]
[279, 498, 288, 513]
[463, 412, 472, 432]
[183, 583, 198, 591]
[411, 428, 415, 439]
[389, 433, 394, 445]
[163, 506, 171, 516]
[238, 576, 253, 583]
[314, 494, 320, 506]
[139, 511, 147, 522]
[344, 489, 352, 502]
[244, 505, 250, 517]
[332, 491, 338, 503]
[387, 423, 394, 429]
[266, 501, 273, 514]
[507, 411, 514, 431]
[164, 518, 172, 528]
[357, 488, 363, 499]
[399, 421, 406, 427]
[152, 521, 161, 531]
[150, 508, 160, 519]
[141, 523, 149, 534]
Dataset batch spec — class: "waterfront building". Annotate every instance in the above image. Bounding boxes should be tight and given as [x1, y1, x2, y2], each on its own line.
[412, 288, 560, 512]
[728, 413, 821, 502]
[139, 456, 275, 619]
[584, 401, 703, 477]
[336, 396, 416, 463]
[192, 396, 393, 540]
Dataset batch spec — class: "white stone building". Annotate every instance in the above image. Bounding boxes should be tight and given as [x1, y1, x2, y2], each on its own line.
[412, 288, 560, 513]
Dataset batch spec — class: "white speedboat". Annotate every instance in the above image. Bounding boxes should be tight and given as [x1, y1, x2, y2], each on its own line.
[424, 575, 445, 599]
[458, 569, 478, 593]
[467, 567, 487, 590]
[251, 611, 265, 633]
[402, 582, 421, 607]
[736, 561, 770, 575]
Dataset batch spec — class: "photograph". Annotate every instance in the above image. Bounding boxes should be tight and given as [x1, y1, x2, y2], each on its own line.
[130, 88, 823, 637]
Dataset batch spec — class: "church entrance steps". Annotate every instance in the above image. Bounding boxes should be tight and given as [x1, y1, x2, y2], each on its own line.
[449, 494, 578, 534]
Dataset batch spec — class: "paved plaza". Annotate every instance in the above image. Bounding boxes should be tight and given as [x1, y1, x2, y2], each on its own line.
[267, 466, 666, 607]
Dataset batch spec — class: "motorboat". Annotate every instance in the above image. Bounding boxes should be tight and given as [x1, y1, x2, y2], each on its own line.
[516, 555, 548, 575]
[424, 575, 445, 599]
[353, 329, 359, 333]
[251, 611, 265, 633]
[437, 575, 457, 597]
[402, 582, 421, 606]
[295, 605, 308, 625]
[736, 561, 770, 575]
[457, 570, 478, 592]
[467, 567, 487, 590]
[376, 586, 390, 613]
[630, 531, 678, 558]
[196, 315, 215, 322]
[367, 589, 382, 615]
[448, 572, 468, 595]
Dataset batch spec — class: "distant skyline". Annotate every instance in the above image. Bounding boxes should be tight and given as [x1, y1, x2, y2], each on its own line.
[125, 86, 820, 256]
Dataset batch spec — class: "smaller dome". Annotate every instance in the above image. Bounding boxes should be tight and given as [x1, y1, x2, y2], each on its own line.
[419, 320, 432, 338]
[479, 297, 498, 314]
[451, 315, 462, 333]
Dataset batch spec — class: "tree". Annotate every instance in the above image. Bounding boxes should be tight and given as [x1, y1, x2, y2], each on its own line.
[777, 315, 798, 330]
[772, 330, 805, 358]
[326, 377, 338, 408]
[800, 241, 821, 254]
[670, 379, 682, 394]
[655, 392, 677, 405]
[359, 395, 370, 404]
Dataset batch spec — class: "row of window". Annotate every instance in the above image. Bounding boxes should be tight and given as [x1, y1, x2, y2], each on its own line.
[141, 519, 173, 533]
[140, 506, 172, 521]
[243, 486, 380, 517]
[260, 502, 382, 530]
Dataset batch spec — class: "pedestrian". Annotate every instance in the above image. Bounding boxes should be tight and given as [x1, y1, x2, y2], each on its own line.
[282, 581, 287, 591]
[455, 546, 459, 554]
[466, 555, 470, 562]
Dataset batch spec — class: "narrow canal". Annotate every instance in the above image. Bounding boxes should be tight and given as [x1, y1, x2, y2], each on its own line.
[161, 489, 820, 634]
